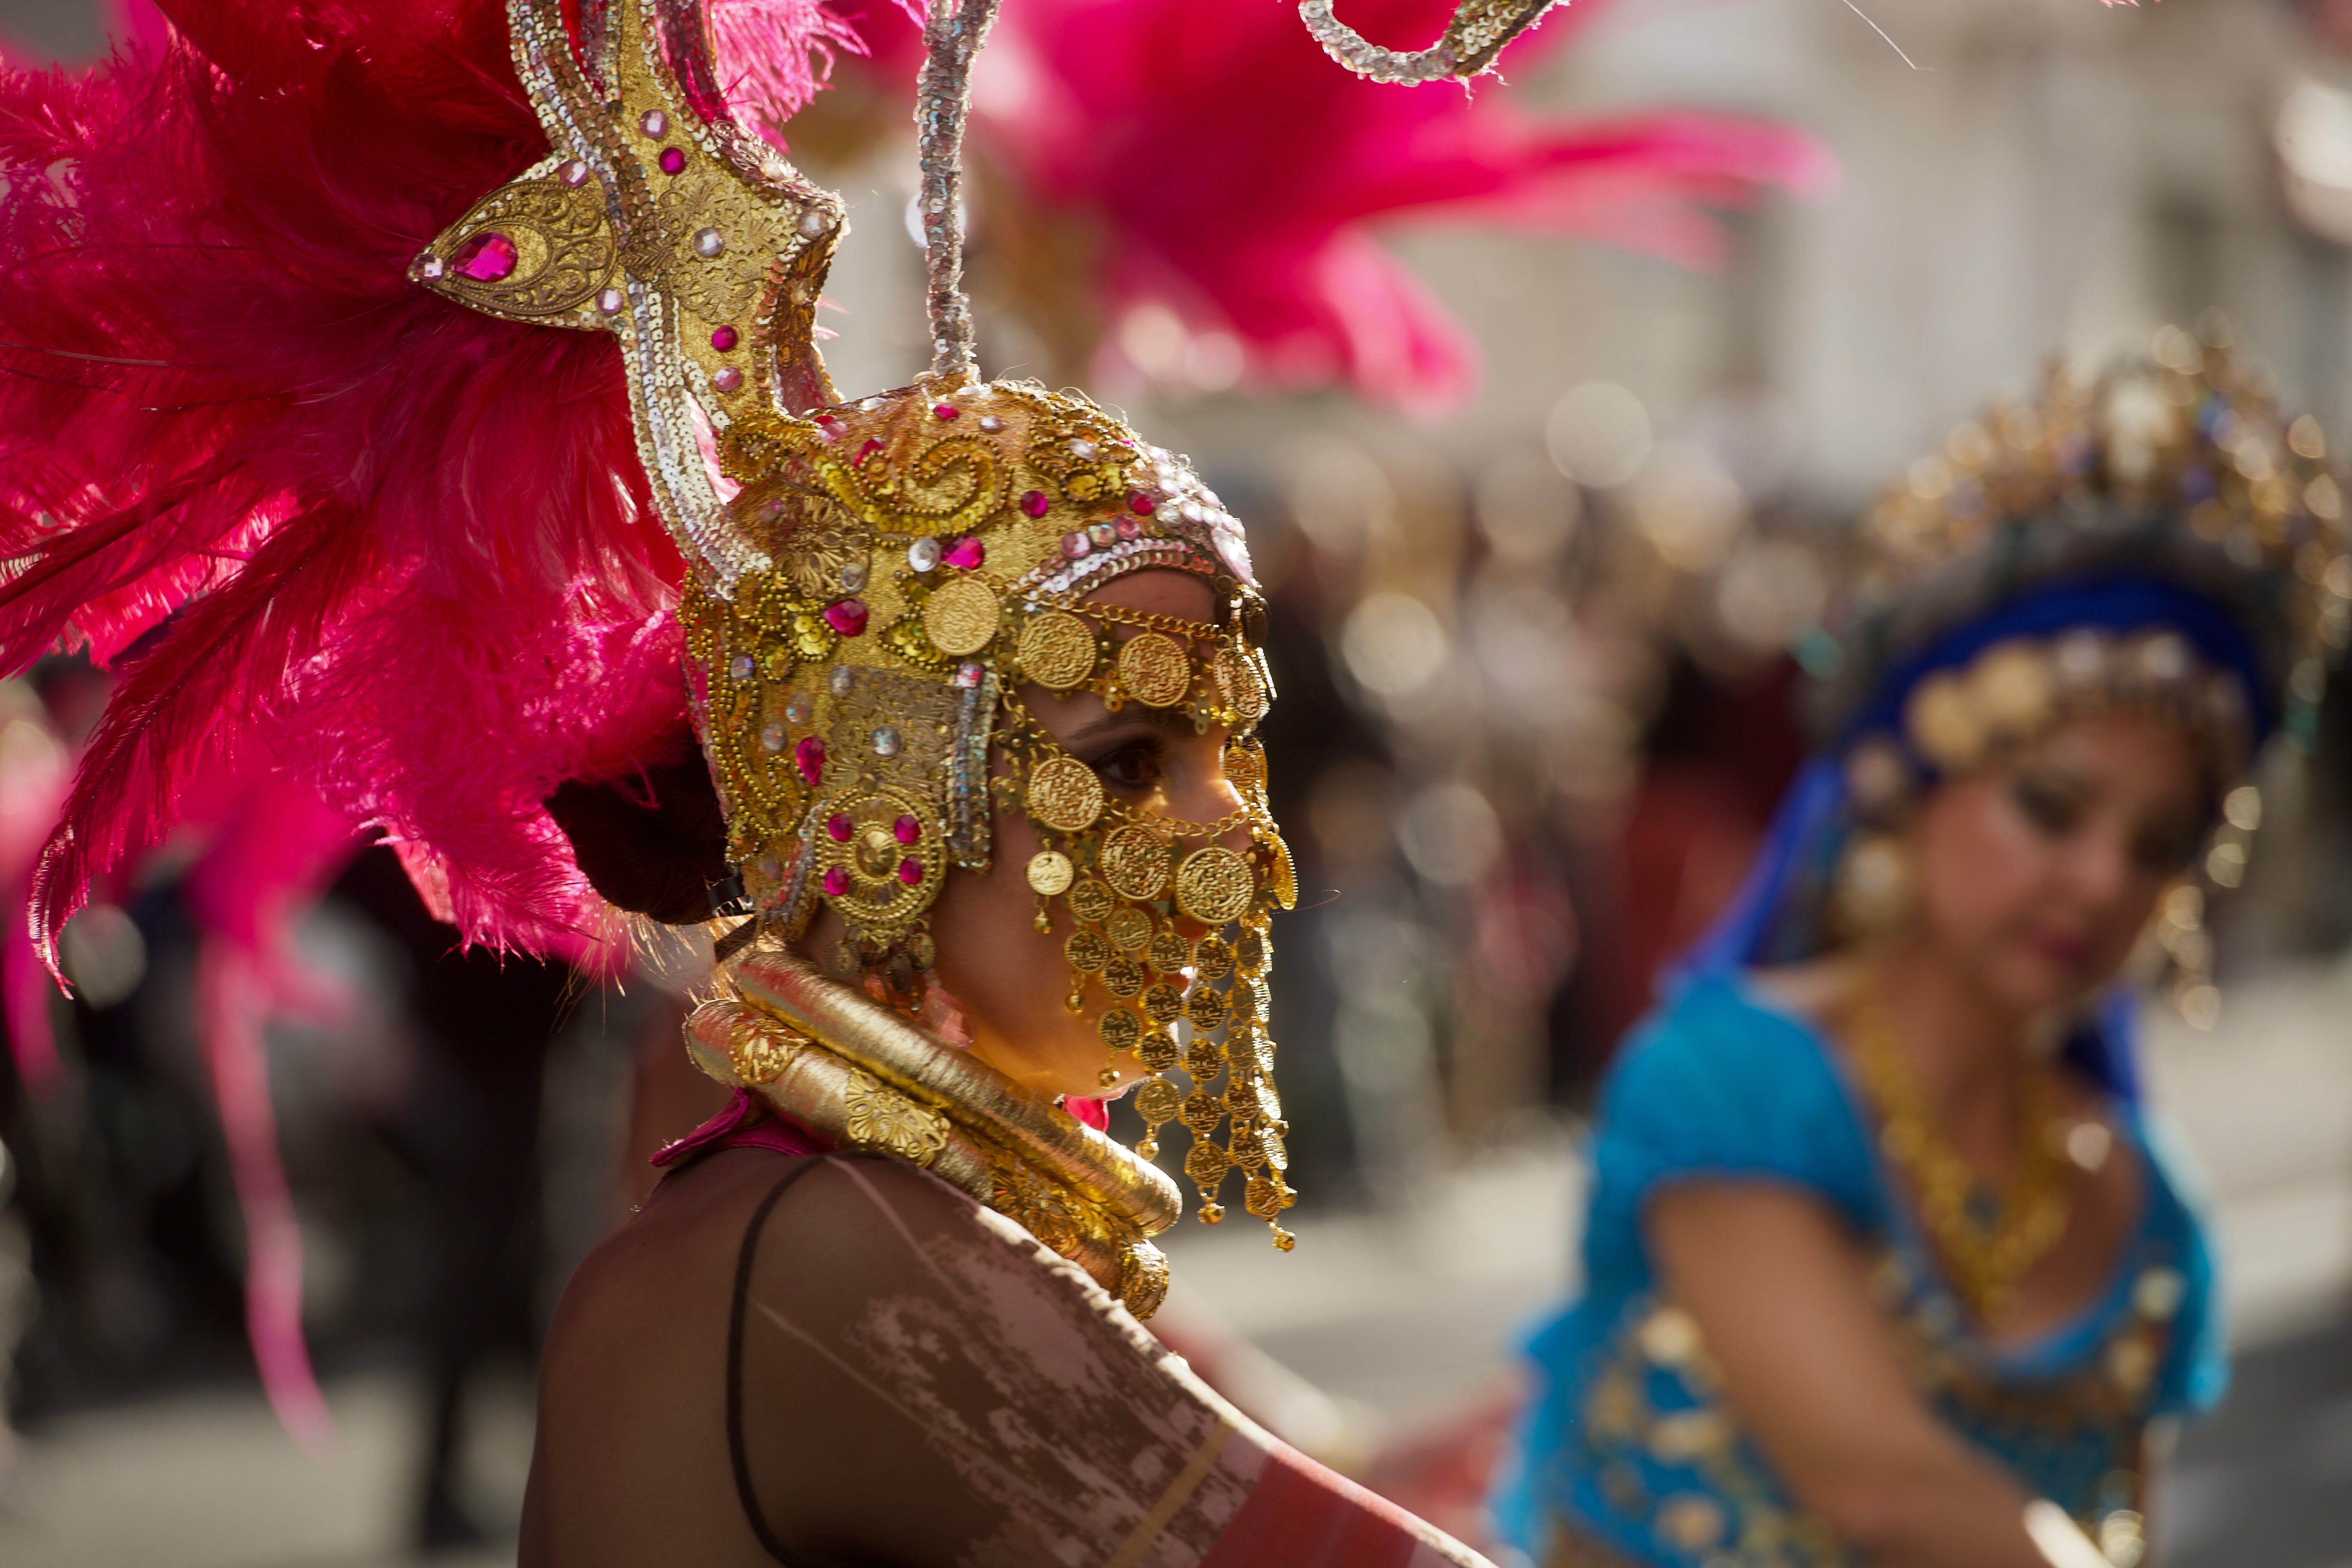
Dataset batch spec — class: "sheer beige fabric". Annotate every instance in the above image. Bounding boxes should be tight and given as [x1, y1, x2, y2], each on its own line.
[523, 1148, 1489, 1568]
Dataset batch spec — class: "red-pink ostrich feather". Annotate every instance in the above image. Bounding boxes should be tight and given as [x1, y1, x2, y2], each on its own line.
[0, 0, 860, 974]
[970, 0, 1837, 414]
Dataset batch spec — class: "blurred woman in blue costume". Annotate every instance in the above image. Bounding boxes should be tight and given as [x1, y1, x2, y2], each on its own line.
[1492, 331, 2348, 1568]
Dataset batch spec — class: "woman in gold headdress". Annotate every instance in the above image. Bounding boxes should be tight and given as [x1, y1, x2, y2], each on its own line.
[1492, 333, 2339, 1568]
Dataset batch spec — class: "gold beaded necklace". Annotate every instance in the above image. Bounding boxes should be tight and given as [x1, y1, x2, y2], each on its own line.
[1843, 980, 2072, 1324]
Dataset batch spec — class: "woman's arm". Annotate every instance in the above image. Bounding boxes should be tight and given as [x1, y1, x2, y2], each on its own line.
[1648, 1182, 2107, 1568]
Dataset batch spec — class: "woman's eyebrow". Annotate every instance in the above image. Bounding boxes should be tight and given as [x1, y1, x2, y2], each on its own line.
[1060, 712, 1155, 745]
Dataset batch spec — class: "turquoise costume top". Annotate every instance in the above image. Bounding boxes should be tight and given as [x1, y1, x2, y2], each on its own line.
[1490, 973, 2224, 1568]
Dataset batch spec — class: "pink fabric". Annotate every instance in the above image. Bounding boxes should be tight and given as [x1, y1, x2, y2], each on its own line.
[1063, 1095, 1109, 1132]
[653, 1088, 834, 1168]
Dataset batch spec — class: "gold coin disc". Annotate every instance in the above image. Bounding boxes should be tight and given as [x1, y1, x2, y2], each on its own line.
[923, 575, 1002, 656]
[1138, 1031, 1180, 1074]
[1141, 982, 1186, 1024]
[1216, 646, 1268, 724]
[1099, 824, 1172, 901]
[1134, 1077, 1182, 1124]
[1105, 905, 1154, 952]
[1017, 610, 1099, 689]
[1222, 740, 1265, 794]
[1097, 1006, 1143, 1051]
[1064, 929, 1110, 971]
[1069, 879, 1116, 924]
[1117, 631, 1192, 708]
[1102, 956, 1145, 998]
[1026, 849, 1075, 896]
[1191, 936, 1234, 980]
[1146, 932, 1191, 973]
[1185, 984, 1231, 1031]
[1234, 928, 1268, 976]
[1027, 755, 1104, 833]
[1183, 1036, 1224, 1080]
[1185, 1141, 1233, 1187]
[1180, 1089, 1224, 1134]
[1175, 846, 1255, 926]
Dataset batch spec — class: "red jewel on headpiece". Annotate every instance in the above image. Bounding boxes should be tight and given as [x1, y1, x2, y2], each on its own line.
[1020, 490, 1050, 518]
[828, 814, 854, 841]
[795, 737, 826, 785]
[934, 404, 960, 420]
[896, 857, 923, 886]
[1129, 492, 1155, 515]
[711, 326, 739, 351]
[823, 599, 869, 636]
[856, 438, 884, 467]
[942, 535, 985, 570]
[822, 867, 850, 898]
[658, 147, 686, 174]
[893, 815, 921, 845]
[449, 231, 517, 282]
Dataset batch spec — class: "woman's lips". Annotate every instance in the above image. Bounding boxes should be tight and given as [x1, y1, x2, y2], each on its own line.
[2027, 929, 2099, 973]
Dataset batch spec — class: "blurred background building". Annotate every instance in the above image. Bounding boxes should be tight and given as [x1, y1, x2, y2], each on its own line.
[2, 0, 2351, 1563]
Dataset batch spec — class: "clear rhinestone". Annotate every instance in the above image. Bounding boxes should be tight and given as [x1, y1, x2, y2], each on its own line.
[729, 654, 754, 682]
[872, 726, 902, 758]
[694, 227, 724, 258]
[839, 559, 869, 591]
[829, 664, 854, 697]
[596, 286, 624, 315]
[954, 660, 985, 688]
[760, 720, 786, 752]
[641, 109, 667, 137]
[560, 160, 589, 186]
[416, 254, 446, 280]
[799, 209, 832, 236]
[906, 537, 943, 572]
[1069, 437, 1098, 459]
[977, 414, 1003, 432]
[784, 692, 814, 725]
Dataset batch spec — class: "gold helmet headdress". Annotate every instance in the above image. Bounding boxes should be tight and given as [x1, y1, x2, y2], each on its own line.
[417, 0, 1563, 1306]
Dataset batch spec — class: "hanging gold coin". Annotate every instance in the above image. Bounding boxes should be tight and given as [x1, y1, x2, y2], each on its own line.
[1147, 932, 1191, 973]
[1027, 755, 1104, 832]
[1141, 982, 1186, 1024]
[1245, 1176, 1287, 1219]
[1135, 1077, 1182, 1124]
[1192, 936, 1234, 980]
[1069, 878, 1116, 924]
[923, 575, 1002, 656]
[1186, 1141, 1232, 1186]
[1186, 984, 1231, 1031]
[1175, 846, 1255, 925]
[1180, 1089, 1224, 1135]
[1216, 646, 1268, 725]
[1064, 929, 1111, 971]
[1106, 905, 1154, 952]
[1098, 1006, 1143, 1052]
[1222, 740, 1265, 795]
[1223, 1078, 1265, 1118]
[1099, 824, 1172, 901]
[1025, 849, 1074, 895]
[1102, 956, 1145, 998]
[1138, 1030, 1180, 1073]
[1235, 928, 1268, 976]
[1117, 631, 1192, 708]
[1184, 1034, 1224, 1080]
[1018, 610, 1098, 689]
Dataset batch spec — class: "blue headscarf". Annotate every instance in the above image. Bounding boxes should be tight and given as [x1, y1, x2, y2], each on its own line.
[1677, 572, 2269, 1101]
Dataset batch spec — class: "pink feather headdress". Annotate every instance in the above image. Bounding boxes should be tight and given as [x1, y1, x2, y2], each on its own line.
[0, 0, 873, 973]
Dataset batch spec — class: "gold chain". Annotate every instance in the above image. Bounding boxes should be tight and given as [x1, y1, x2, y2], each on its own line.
[1844, 980, 2071, 1323]
[1031, 594, 1222, 641]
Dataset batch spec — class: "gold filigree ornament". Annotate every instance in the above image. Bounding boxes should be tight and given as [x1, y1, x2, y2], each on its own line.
[416, 0, 1467, 1281]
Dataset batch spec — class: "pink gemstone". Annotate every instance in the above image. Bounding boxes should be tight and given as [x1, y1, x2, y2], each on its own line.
[827, 813, 854, 842]
[711, 367, 743, 392]
[795, 736, 826, 785]
[449, 231, 518, 282]
[893, 814, 920, 845]
[1115, 516, 1142, 541]
[822, 866, 850, 898]
[933, 404, 959, 420]
[1060, 531, 1090, 558]
[823, 598, 869, 636]
[855, 437, 883, 468]
[1129, 492, 1155, 515]
[711, 326, 739, 351]
[816, 417, 843, 442]
[1020, 490, 1050, 518]
[897, 857, 923, 886]
[659, 147, 686, 174]
[942, 534, 985, 570]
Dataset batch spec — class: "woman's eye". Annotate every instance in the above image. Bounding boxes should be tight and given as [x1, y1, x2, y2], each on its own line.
[1091, 740, 1165, 791]
[2010, 775, 2085, 837]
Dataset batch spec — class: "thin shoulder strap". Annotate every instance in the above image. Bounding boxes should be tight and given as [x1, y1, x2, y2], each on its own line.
[727, 1157, 834, 1568]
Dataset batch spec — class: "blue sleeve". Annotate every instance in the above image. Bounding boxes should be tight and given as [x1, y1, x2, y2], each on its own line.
[1583, 978, 1884, 1287]
[2140, 1113, 2229, 1418]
